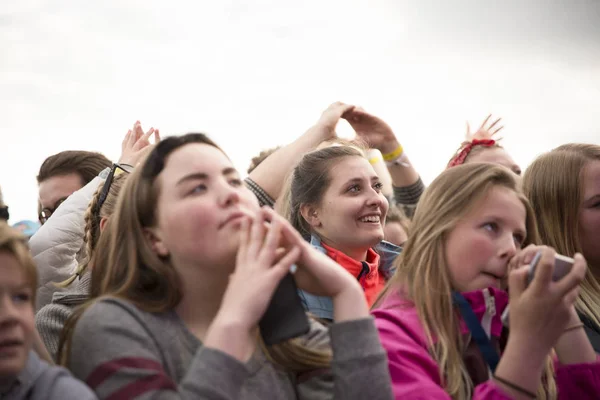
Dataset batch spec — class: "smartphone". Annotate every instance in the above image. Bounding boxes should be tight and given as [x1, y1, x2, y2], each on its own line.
[501, 252, 575, 327]
[259, 271, 311, 346]
[528, 253, 574, 285]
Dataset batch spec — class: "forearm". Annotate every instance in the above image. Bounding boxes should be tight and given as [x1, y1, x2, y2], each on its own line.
[494, 336, 546, 399]
[554, 314, 596, 364]
[332, 282, 369, 322]
[365, 150, 393, 197]
[377, 139, 420, 188]
[248, 124, 329, 201]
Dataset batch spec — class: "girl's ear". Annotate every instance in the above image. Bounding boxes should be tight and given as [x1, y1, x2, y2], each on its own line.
[300, 204, 322, 228]
[143, 228, 169, 257]
[99, 217, 109, 232]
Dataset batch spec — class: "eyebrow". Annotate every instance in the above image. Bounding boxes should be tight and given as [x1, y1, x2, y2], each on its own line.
[176, 168, 238, 186]
[584, 193, 600, 205]
[343, 176, 380, 185]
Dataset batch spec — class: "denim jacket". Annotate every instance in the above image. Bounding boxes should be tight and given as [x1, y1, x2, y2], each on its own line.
[298, 234, 402, 321]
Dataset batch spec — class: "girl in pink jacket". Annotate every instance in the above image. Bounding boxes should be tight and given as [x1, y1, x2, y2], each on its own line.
[373, 163, 600, 399]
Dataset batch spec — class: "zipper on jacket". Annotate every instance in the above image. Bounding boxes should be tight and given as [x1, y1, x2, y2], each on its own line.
[481, 288, 496, 339]
[356, 262, 370, 290]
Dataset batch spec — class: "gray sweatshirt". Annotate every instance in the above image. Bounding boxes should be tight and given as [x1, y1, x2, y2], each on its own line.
[0, 351, 96, 400]
[68, 297, 393, 399]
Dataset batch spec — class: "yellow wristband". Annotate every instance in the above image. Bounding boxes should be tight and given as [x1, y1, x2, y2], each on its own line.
[368, 156, 382, 165]
[382, 144, 404, 162]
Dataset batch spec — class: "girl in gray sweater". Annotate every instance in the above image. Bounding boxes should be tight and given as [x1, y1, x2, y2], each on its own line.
[59, 133, 393, 400]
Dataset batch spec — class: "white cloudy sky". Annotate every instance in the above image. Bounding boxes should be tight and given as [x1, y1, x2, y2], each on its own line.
[1, 0, 599, 222]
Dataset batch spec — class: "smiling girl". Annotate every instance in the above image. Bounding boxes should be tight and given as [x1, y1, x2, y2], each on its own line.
[373, 163, 599, 399]
[288, 145, 401, 322]
[58, 133, 393, 400]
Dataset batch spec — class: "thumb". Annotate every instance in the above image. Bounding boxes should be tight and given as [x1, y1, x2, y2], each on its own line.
[508, 265, 529, 300]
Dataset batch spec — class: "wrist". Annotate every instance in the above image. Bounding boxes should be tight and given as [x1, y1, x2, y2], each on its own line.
[379, 140, 401, 155]
[332, 281, 369, 322]
[205, 315, 255, 363]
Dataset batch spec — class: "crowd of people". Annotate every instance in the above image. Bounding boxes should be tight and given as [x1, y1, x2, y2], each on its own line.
[0, 103, 599, 399]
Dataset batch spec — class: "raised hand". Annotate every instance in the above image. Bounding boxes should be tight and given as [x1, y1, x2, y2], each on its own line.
[118, 121, 161, 167]
[507, 246, 586, 356]
[261, 208, 369, 321]
[344, 108, 399, 154]
[467, 114, 503, 141]
[314, 102, 356, 139]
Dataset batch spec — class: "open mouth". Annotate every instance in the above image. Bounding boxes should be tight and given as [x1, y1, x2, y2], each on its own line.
[358, 215, 381, 224]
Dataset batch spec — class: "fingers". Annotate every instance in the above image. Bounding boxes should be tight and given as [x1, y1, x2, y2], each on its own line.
[530, 248, 556, 289]
[141, 128, 155, 144]
[465, 121, 471, 137]
[509, 244, 540, 271]
[508, 265, 529, 299]
[487, 117, 502, 131]
[268, 246, 301, 281]
[154, 129, 161, 143]
[260, 217, 282, 264]
[478, 114, 491, 131]
[491, 125, 504, 136]
[247, 213, 266, 258]
[133, 121, 144, 142]
[262, 207, 304, 248]
[235, 217, 251, 263]
[555, 253, 586, 297]
[122, 129, 133, 147]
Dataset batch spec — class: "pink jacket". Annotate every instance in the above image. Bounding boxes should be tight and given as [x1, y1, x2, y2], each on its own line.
[373, 288, 600, 399]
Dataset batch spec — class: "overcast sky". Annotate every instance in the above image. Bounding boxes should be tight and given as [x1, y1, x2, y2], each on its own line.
[1, 0, 599, 222]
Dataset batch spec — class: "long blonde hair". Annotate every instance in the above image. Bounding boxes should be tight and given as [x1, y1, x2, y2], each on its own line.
[57, 173, 128, 287]
[523, 143, 600, 329]
[58, 133, 331, 370]
[375, 163, 556, 399]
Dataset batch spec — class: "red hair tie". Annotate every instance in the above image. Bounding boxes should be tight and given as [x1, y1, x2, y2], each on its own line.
[448, 139, 496, 168]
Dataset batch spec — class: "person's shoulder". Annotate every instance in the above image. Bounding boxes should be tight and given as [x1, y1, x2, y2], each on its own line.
[20, 352, 96, 400]
[75, 296, 155, 337]
[372, 292, 427, 346]
[36, 363, 97, 399]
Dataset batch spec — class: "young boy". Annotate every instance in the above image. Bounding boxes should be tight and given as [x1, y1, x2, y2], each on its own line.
[0, 222, 96, 399]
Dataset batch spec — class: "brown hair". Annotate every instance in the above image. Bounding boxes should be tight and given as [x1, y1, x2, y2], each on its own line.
[58, 133, 331, 371]
[57, 173, 129, 287]
[247, 146, 281, 174]
[37, 150, 111, 185]
[522, 143, 600, 329]
[0, 222, 37, 306]
[374, 163, 556, 399]
[288, 145, 366, 240]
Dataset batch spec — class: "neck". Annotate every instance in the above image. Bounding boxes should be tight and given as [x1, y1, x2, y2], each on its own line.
[174, 260, 232, 342]
[320, 238, 369, 262]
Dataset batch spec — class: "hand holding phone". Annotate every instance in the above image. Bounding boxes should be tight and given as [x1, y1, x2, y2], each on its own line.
[502, 251, 575, 326]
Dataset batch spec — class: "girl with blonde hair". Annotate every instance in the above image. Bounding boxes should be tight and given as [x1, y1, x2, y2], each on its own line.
[373, 163, 599, 399]
[522, 143, 600, 351]
[58, 133, 392, 399]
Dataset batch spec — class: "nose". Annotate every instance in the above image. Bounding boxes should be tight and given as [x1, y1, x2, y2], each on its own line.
[217, 181, 241, 208]
[365, 187, 385, 209]
[0, 295, 19, 328]
[499, 233, 518, 260]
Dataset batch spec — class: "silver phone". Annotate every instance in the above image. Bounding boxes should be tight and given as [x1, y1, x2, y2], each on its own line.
[501, 252, 575, 327]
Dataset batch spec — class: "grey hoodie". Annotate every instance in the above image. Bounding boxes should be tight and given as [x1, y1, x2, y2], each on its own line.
[0, 351, 96, 400]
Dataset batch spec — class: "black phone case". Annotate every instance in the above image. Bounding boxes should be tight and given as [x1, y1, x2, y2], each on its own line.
[259, 272, 311, 346]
